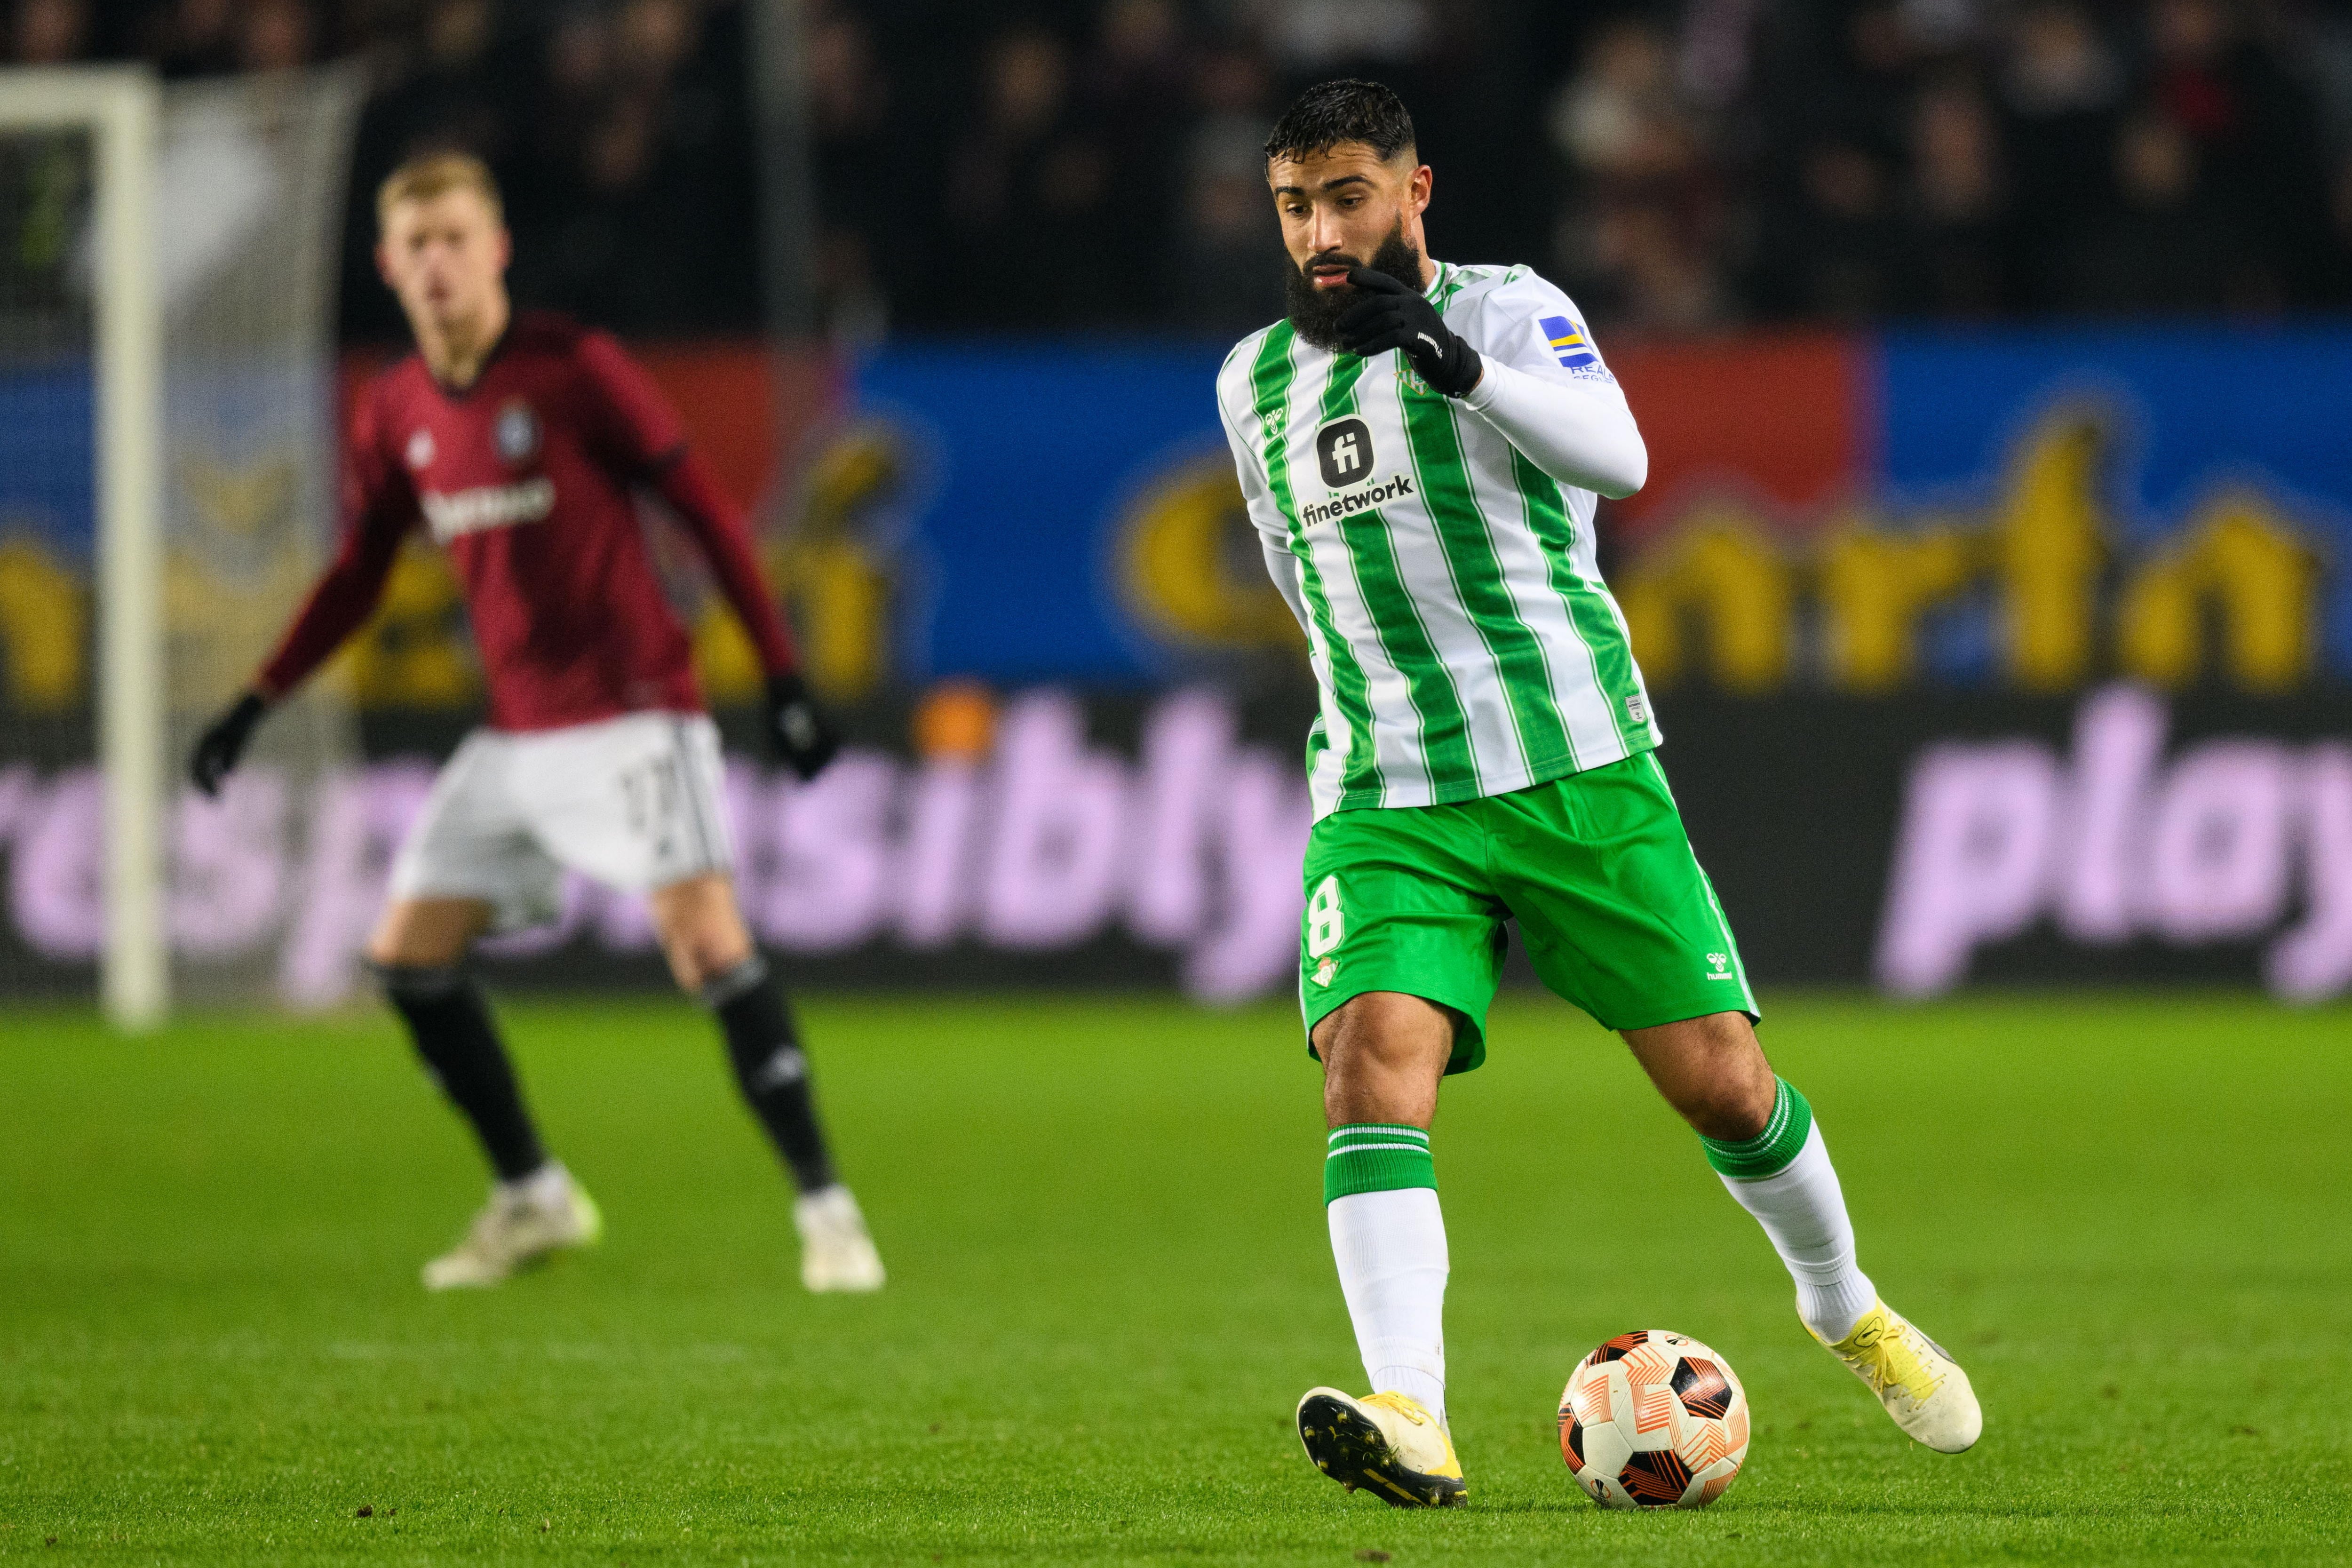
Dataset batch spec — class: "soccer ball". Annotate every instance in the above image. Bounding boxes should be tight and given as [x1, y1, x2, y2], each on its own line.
[1557, 1329, 1750, 1509]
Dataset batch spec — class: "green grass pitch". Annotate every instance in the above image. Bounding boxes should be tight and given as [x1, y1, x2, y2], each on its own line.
[3, 991, 2348, 1565]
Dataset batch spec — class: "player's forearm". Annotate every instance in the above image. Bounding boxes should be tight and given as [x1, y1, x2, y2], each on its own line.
[654, 452, 798, 675]
[1459, 359, 1648, 499]
[254, 541, 399, 699]
[254, 584, 374, 700]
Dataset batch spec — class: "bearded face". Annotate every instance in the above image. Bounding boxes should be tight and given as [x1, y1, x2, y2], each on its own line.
[1283, 218, 1425, 354]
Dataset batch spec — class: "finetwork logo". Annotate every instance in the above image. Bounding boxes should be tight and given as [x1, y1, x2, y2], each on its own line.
[1298, 474, 1416, 526]
[1304, 417, 1415, 522]
[1316, 417, 1373, 487]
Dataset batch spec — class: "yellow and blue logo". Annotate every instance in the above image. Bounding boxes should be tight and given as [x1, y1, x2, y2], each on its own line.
[1539, 314, 1598, 369]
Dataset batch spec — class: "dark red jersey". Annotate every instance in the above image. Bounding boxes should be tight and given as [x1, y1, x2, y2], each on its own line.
[257, 311, 796, 731]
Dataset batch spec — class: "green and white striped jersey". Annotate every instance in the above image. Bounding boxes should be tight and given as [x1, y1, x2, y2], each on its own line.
[1216, 260, 1661, 820]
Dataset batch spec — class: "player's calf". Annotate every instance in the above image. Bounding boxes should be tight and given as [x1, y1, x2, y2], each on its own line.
[1699, 1075, 1984, 1452]
[379, 960, 548, 1184]
[703, 953, 839, 1194]
[1621, 1010, 1777, 1142]
[699, 952, 885, 1292]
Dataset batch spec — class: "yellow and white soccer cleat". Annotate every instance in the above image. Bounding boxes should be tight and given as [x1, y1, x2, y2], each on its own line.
[1815, 1299, 1982, 1453]
[794, 1185, 885, 1293]
[1296, 1388, 1467, 1508]
[421, 1167, 603, 1290]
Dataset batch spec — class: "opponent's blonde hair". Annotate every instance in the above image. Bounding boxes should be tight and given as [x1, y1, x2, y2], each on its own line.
[376, 150, 504, 231]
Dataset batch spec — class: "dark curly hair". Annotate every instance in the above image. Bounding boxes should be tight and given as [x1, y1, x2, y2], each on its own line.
[1263, 79, 1417, 166]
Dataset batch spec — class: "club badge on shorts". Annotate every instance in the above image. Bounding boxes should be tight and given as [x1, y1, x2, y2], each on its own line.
[495, 399, 541, 467]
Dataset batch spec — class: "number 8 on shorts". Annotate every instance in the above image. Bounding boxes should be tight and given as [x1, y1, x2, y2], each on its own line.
[1306, 876, 1346, 959]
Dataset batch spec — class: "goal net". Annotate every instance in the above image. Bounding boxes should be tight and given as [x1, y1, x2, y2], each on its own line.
[0, 65, 362, 1022]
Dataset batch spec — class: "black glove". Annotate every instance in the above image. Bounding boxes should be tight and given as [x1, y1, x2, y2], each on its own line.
[763, 672, 841, 781]
[189, 691, 267, 798]
[1335, 266, 1484, 397]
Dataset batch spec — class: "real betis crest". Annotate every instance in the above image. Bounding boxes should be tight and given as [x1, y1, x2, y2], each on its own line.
[1395, 360, 1434, 398]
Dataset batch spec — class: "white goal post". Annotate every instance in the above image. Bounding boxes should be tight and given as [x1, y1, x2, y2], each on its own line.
[0, 68, 166, 1029]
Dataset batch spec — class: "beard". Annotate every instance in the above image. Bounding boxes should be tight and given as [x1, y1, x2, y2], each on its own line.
[1284, 221, 1424, 353]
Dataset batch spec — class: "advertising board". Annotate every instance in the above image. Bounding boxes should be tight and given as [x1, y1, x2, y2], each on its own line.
[4, 324, 2346, 1003]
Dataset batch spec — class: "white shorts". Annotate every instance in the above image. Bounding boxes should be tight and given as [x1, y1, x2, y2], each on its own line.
[388, 711, 734, 932]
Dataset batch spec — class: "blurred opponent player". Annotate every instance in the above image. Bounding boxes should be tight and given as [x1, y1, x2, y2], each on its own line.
[1216, 81, 1980, 1505]
[187, 152, 883, 1295]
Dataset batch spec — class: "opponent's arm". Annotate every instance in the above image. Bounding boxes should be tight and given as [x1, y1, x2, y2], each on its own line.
[648, 451, 839, 781]
[578, 331, 838, 780]
[191, 416, 415, 796]
[1335, 267, 1647, 499]
[650, 449, 799, 678]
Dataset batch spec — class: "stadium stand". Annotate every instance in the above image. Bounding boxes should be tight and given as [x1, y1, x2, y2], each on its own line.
[9, 0, 2349, 339]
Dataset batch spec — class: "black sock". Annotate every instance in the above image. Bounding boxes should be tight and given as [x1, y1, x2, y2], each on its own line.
[380, 964, 548, 1183]
[704, 955, 838, 1194]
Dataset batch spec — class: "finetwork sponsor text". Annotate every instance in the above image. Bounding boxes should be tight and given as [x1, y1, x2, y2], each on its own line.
[1299, 473, 1414, 526]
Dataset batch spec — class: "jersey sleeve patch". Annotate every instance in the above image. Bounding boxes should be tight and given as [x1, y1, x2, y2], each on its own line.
[1537, 313, 1599, 368]
[1534, 310, 1617, 384]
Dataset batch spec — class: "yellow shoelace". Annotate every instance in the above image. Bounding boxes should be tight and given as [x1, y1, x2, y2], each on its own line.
[1835, 1313, 1945, 1405]
[1360, 1393, 1433, 1427]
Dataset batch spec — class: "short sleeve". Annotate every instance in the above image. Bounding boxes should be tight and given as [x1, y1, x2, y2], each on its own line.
[574, 329, 688, 472]
[1460, 271, 1618, 388]
[341, 382, 414, 537]
[1216, 350, 1291, 548]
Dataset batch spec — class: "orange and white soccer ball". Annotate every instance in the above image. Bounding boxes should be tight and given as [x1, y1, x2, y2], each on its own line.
[1558, 1329, 1750, 1509]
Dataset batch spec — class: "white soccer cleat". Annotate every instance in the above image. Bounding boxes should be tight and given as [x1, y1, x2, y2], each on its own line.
[1814, 1299, 1982, 1453]
[421, 1164, 603, 1290]
[1296, 1387, 1467, 1507]
[794, 1185, 884, 1292]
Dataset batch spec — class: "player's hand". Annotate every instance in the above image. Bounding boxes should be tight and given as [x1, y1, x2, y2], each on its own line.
[763, 672, 841, 781]
[188, 691, 268, 798]
[1336, 267, 1483, 397]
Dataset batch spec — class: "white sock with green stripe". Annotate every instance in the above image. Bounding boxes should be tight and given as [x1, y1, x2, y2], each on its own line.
[1326, 1124, 1448, 1427]
[1705, 1080, 1876, 1342]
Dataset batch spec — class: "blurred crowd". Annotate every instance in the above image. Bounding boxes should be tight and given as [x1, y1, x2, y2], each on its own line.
[1570, 0, 2352, 326]
[11, 0, 2352, 338]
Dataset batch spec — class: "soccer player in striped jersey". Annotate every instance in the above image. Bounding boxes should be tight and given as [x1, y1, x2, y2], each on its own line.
[1219, 81, 1980, 1508]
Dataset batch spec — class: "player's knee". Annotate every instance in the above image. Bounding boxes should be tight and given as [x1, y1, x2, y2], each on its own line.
[367, 898, 487, 968]
[366, 925, 461, 970]
[1685, 1082, 1771, 1142]
[659, 914, 753, 994]
[1673, 1051, 1775, 1141]
[666, 943, 730, 994]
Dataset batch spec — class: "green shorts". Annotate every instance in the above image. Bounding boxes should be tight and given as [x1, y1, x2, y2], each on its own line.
[1297, 751, 1756, 1073]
